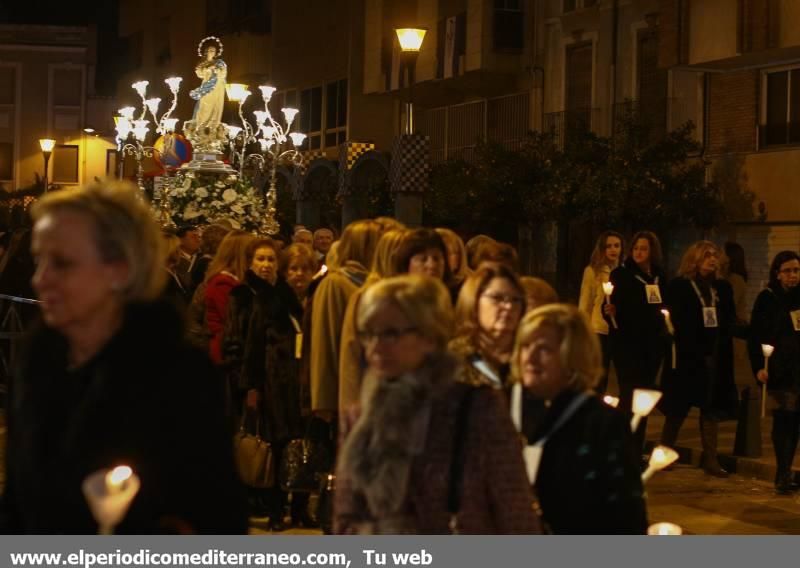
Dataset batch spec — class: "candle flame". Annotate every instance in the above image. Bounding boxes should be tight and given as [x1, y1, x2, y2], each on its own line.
[108, 465, 132, 487]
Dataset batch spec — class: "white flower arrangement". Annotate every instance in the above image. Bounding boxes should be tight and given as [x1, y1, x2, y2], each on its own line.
[166, 172, 265, 231]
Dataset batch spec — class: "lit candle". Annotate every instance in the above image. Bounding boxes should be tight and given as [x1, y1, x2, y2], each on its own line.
[105, 465, 132, 495]
[631, 388, 662, 432]
[648, 522, 682, 535]
[84, 465, 140, 535]
[760, 344, 774, 419]
[661, 309, 677, 369]
[641, 445, 679, 482]
[603, 395, 620, 408]
[601, 281, 617, 329]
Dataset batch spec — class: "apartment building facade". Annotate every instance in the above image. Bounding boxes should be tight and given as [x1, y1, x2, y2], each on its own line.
[0, 24, 116, 195]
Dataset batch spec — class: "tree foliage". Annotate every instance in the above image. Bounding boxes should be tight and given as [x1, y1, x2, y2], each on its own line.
[424, 112, 721, 238]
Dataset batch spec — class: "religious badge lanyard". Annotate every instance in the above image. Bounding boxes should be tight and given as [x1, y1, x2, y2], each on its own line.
[689, 279, 719, 329]
[510, 383, 590, 485]
[635, 274, 663, 305]
[289, 315, 303, 360]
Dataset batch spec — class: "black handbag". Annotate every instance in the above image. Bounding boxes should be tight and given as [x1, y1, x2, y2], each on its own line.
[278, 435, 333, 492]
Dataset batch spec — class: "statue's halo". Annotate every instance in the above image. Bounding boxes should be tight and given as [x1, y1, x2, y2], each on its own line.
[197, 36, 224, 57]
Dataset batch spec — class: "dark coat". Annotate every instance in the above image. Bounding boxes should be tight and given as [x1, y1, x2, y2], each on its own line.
[531, 390, 648, 535]
[748, 285, 800, 393]
[661, 276, 738, 419]
[1, 301, 248, 534]
[608, 259, 668, 395]
[608, 259, 668, 346]
[223, 270, 304, 444]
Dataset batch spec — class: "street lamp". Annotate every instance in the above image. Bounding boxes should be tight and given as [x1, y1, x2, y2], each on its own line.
[394, 27, 427, 134]
[38, 138, 56, 192]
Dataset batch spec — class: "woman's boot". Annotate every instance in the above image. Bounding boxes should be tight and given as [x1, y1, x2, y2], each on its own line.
[659, 415, 685, 471]
[700, 416, 729, 478]
[772, 411, 799, 494]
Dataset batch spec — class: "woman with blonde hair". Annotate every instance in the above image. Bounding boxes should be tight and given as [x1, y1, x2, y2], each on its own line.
[203, 230, 255, 365]
[661, 240, 738, 477]
[451, 264, 526, 388]
[436, 228, 471, 300]
[310, 219, 381, 415]
[5, 181, 247, 533]
[511, 304, 647, 534]
[335, 275, 541, 534]
[339, 229, 407, 412]
[520, 277, 558, 312]
[280, 243, 318, 305]
[579, 230, 624, 393]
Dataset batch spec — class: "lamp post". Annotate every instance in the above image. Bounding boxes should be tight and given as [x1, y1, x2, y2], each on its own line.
[38, 138, 55, 192]
[394, 27, 427, 135]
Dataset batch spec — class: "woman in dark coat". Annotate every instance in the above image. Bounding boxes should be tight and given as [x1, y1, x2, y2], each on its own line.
[514, 304, 647, 534]
[748, 251, 800, 494]
[660, 241, 738, 477]
[2, 182, 247, 534]
[223, 238, 304, 531]
[607, 231, 668, 451]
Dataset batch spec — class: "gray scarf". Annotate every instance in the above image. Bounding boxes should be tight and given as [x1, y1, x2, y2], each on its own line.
[339, 352, 458, 526]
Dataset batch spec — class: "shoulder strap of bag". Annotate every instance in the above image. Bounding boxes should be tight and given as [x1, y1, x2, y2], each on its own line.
[447, 386, 477, 534]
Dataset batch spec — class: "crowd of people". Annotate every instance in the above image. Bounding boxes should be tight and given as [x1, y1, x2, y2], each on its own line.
[1, 179, 798, 534]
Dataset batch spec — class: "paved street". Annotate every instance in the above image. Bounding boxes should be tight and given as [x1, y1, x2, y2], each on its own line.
[647, 465, 800, 535]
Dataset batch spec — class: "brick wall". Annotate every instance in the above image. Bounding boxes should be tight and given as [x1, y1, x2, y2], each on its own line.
[707, 70, 759, 155]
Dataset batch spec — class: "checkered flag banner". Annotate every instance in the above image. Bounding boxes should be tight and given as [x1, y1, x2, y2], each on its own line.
[338, 141, 375, 197]
[390, 134, 430, 194]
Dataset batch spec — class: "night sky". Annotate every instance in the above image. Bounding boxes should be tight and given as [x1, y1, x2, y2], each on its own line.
[0, 0, 124, 95]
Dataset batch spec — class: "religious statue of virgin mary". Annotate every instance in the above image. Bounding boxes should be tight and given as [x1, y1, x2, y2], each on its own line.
[183, 36, 229, 155]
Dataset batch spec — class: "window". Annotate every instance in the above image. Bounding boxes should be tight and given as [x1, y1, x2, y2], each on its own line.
[564, 0, 596, 12]
[763, 68, 800, 146]
[53, 69, 82, 107]
[438, 12, 467, 78]
[52, 145, 79, 184]
[106, 149, 118, 177]
[0, 143, 13, 181]
[299, 86, 322, 150]
[494, 0, 523, 50]
[325, 79, 347, 148]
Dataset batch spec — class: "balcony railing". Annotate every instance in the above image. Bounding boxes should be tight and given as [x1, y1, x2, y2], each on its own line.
[417, 92, 531, 163]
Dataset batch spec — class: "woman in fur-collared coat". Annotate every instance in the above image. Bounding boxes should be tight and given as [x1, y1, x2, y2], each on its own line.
[334, 276, 541, 535]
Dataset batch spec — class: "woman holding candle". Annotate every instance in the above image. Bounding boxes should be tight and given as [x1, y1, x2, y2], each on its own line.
[660, 241, 738, 477]
[513, 304, 648, 534]
[748, 251, 800, 494]
[606, 231, 667, 451]
[579, 231, 624, 393]
[3, 181, 247, 533]
[334, 275, 541, 534]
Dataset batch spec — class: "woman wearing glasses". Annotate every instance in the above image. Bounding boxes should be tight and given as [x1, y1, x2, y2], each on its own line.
[450, 265, 526, 388]
[334, 276, 541, 534]
[748, 251, 800, 494]
[660, 241, 738, 477]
